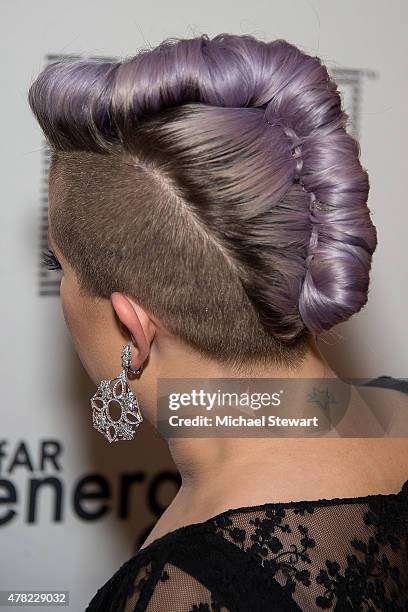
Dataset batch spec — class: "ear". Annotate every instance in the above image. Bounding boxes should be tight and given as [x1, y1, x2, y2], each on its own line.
[110, 292, 155, 368]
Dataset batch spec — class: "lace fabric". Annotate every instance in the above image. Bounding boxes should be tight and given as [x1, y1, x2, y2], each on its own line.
[85, 480, 408, 611]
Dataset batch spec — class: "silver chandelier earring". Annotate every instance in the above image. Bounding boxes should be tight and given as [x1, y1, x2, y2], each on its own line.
[90, 344, 143, 443]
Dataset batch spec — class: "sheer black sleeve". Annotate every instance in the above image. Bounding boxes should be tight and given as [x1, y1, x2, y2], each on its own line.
[86, 479, 408, 611]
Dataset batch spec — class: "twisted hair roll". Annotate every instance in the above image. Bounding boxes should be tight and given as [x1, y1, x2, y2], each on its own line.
[28, 33, 377, 368]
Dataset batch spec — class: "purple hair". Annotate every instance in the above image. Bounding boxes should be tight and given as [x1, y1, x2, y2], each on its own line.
[28, 33, 377, 351]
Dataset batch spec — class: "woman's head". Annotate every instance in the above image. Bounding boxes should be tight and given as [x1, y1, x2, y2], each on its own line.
[29, 33, 377, 386]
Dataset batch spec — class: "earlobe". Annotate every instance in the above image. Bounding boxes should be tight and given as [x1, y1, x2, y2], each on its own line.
[111, 292, 150, 366]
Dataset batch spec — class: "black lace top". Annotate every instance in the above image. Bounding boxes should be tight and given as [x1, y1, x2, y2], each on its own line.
[85, 479, 408, 611]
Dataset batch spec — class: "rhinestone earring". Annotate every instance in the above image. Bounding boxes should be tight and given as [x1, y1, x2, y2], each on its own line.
[90, 344, 143, 443]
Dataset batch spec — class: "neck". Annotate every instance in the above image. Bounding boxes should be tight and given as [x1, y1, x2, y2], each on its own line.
[136, 337, 402, 532]
[150, 336, 346, 513]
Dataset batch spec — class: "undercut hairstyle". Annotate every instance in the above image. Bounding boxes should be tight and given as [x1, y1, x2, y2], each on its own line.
[28, 33, 377, 374]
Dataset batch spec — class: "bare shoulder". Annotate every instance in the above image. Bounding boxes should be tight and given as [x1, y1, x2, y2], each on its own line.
[352, 382, 408, 489]
[355, 383, 408, 433]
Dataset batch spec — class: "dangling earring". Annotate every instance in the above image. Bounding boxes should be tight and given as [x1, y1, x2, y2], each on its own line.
[90, 344, 143, 443]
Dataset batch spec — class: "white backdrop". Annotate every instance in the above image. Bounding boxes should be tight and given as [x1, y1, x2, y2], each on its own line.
[1, 0, 407, 610]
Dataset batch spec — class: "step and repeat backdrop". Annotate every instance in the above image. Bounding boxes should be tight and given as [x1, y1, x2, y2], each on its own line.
[1, 0, 407, 610]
